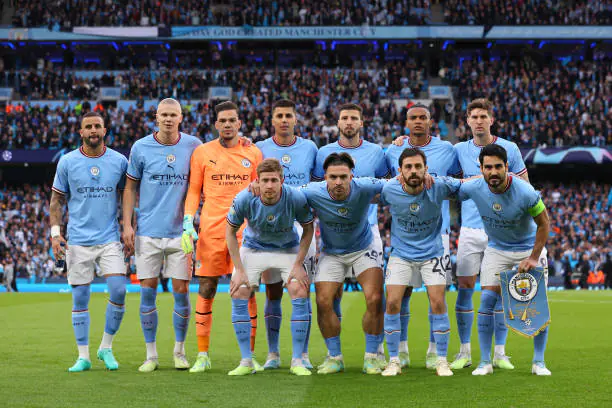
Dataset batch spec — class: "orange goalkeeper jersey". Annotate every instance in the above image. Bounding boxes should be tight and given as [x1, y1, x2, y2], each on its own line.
[185, 139, 263, 239]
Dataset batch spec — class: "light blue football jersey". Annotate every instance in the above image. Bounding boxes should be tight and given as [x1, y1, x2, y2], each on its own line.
[301, 178, 385, 255]
[385, 136, 461, 234]
[455, 137, 527, 230]
[227, 186, 314, 250]
[256, 137, 318, 186]
[127, 133, 202, 238]
[312, 140, 389, 226]
[381, 177, 461, 262]
[52, 146, 127, 246]
[458, 176, 540, 252]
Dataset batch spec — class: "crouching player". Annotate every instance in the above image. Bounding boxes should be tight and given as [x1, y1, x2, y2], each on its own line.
[381, 148, 460, 377]
[226, 159, 315, 376]
[458, 144, 551, 376]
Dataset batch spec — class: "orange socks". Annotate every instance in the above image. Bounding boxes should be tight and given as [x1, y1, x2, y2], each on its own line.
[196, 296, 214, 353]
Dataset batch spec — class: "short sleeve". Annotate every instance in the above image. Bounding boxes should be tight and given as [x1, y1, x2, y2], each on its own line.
[126, 144, 143, 180]
[457, 181, 472, 202]
[357, 177, 386, 198]
[226, 192, 247, 228]
[437, 176, 462, 198]
[448, 147, 462, 176]
[312, 149, 326, 180]
[117, 156, 128, 190]
[374, 149, 391, 178]
[292, 188, 314, 225]
[508, 143, 527, 176]
[52, 156, 69, 195]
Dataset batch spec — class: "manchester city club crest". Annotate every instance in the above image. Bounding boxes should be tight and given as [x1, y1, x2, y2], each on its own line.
[90, 166, 100, 177]
[281, 154, 291, 164]
[337, 207, 349, 216]
[493, 202, 503, 212]
[409, 203, 420, 213]
[241, 159, 251, 168]
[166, 154, 176, 164]
[267, 214, 276, 223]
[500, 267, 550, 338]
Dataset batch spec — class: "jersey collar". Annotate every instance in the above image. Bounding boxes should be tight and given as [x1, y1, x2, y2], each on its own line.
[338, 139, 363, 149]
[153, 131, 181, 146]
[79, 145, 106, 158]
[272, 135, 297, 147]
[408, 136, 432, 148]
[473, 135, 498, 148]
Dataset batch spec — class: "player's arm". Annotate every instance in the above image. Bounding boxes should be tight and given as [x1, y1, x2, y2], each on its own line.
[288, 221, 314, 290]
[49, 190, 67, 259]
[122, 177, 139, 257]
[182, 150, 205, 253]
[226, 222, 249, 296]
[518, 200, 550, 273]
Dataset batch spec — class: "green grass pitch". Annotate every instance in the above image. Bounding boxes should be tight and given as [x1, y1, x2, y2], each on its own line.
[1, 291, 611, 408]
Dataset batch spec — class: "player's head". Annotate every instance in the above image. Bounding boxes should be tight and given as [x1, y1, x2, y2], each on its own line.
[398, 148, 428, 188]
[337, 103, 363, 141]
[467, 98, 494, 138]
[257, 158, 284, 202]
[156, 98, 183, 133]
[405, 104, 431, 138]
[323, 152, 354, 200]
[479, 144, 508, 189]
[79, 111, 106, 149]
[272, 99, 297, 139]
[214, 101, 241, 141]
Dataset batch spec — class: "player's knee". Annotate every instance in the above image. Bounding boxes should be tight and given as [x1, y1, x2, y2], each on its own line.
[266, 281, 284, 300]
[172, 279, 189, 294]
[430, 298, 446, 314]
[287, 282, 307, 300]
[365, 291, 383, 312]
[107, 275, 126, 304]
[232, 287, 251, 300]
[198, 279, 217, 299]
[386, 301, 401, 315]
[316, 295, 334, 313]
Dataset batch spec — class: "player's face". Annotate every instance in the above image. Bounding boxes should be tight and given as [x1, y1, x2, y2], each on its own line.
[399, 155, 427, 188]
[215, 109, 241, 141]
[156, 104, 182, 132]
[337, 110, 363, 140]
[481, 156, 508, 188]
[405, 108, 430, 137]
[79, 117, 106, 148]
[272, 107, 297, 138]
[467, 108, 494, 138]
[259, 171, 283, 200]
[325, 164, 353, 200]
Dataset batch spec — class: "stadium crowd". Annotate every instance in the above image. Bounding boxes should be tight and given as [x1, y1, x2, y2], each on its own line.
[443, 0, 611, 25]
[447, 57, 612, 147]
[11, 0, 430, 28]
[1, 176, 610, 288]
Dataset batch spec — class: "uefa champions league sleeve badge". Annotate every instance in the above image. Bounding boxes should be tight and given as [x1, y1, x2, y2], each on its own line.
[500, 267, 551, 338]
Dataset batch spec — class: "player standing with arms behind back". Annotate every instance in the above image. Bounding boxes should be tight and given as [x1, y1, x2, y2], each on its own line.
[451, 99, 529, 370]
[50, 112, 128, 372]
[122, 98, 202, 372]
[182, 101, 263, 373]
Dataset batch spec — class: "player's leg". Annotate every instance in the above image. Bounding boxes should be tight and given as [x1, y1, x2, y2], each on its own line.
[314, 253, 346, 374]
[370, 224, 387, 364]
[263, 274, 283, 369]
[66, 245, 95, 372]
[532, 248, 551, 375]
[398, 285, 413, 368]
[451, 227, 485, 369]
[284, 260, 311, 376]
[301, 229, 317, 369]
[228, 273, 256, 376]
[356, 263, 384, 375]
[381, 257, 412, 376]
[134, 237, 163, 372]
[164, 236, 193, 369]
[472, 247, 508, 376]
[96, 242, 127, 370]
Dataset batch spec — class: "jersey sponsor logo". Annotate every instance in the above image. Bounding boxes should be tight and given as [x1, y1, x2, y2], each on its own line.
[266, 214, 276, 223]
[508, 272, 538, 302]
[166, 154, 176, 164]
[76, 186, 115, 193]
[211, 174, 250, 181]
[409, 203, 420, 213]
[281, 154, 291, 164]
[90, 166, 100, 177]
[492, 202, 503, 212]
[241, 159, 251, 168]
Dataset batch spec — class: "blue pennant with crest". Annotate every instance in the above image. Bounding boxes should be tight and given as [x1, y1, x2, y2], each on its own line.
[499, 267, 551, 338]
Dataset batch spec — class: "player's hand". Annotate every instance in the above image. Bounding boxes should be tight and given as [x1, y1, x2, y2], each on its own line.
[288, 264, 309, 291]
[181, 215, 198, 254]
[392, 135, 408, 146]
[51, 235, 67, 259]
[248, 180, 261, 197]
[230, 269, 250, 296]
[240, 136, 253, 147]
[424, 173, 435, 189]
[518, 257, 538, 274]
[122, 224, 135, 257]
